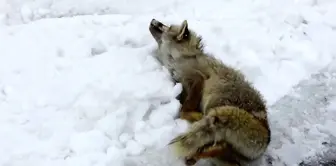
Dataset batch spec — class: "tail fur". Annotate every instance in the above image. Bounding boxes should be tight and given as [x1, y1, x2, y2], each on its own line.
[169, 106, 270, 163]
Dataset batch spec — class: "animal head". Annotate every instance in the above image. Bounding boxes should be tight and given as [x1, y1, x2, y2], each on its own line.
[149, 19, 204, 59]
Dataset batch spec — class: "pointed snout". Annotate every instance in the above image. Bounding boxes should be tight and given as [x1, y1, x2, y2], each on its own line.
[149, 18, 169, 44]
[150, 19, 168, 32]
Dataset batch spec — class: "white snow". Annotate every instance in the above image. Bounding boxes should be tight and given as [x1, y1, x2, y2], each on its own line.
[0, 0, 336, 166]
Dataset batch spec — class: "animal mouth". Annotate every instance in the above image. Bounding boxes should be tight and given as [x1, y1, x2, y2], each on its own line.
[149, 19, 168, 43]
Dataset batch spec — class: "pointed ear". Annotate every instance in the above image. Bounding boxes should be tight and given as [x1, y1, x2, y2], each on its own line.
[176, 20, 189, 41]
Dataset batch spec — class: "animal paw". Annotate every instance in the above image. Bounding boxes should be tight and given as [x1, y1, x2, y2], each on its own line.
[179, 111, 203, 122]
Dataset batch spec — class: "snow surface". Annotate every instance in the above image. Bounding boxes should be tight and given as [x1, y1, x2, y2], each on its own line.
[268, 62, 336, 166]
[0, 0, 336, 166]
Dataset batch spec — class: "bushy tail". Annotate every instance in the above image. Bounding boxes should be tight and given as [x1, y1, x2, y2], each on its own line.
[168, 106, 270, 164]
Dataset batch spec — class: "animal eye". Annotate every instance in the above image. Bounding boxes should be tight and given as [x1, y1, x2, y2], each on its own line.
[183, 29, 189, 39]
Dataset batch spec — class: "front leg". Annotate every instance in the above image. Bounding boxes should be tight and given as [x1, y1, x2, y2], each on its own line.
[176, 84, 203, 122]
[179, 73, 205, 123]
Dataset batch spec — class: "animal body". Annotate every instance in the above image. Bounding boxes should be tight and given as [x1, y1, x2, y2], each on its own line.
[148, 19, 271, 166]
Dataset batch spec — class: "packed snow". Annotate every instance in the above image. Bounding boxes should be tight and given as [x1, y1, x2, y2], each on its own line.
[0, 0, 336, 166]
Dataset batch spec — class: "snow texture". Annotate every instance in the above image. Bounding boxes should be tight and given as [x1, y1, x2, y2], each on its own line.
[0, 0, 336, 166]
[267, 61, 336, 166]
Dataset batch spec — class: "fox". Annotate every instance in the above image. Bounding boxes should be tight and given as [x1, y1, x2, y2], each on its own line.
[148, 18, 271, 166]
